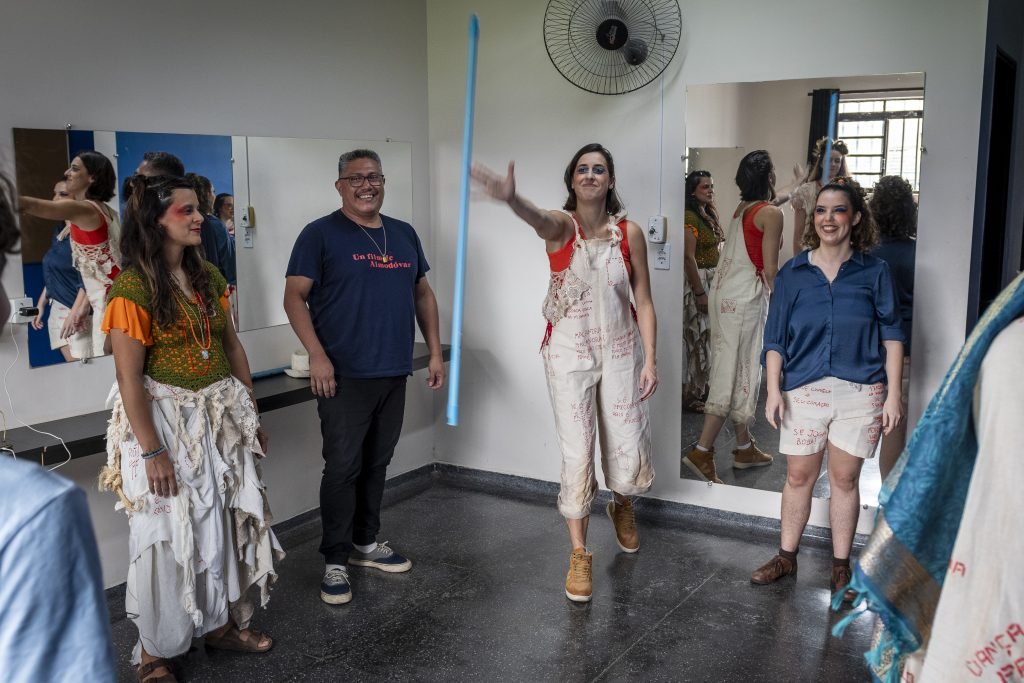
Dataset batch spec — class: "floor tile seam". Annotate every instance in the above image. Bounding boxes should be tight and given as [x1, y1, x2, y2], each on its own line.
[588, 569, 721, 683]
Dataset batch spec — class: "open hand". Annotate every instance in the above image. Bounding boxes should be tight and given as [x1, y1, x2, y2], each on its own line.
[471, 161, 516, 202]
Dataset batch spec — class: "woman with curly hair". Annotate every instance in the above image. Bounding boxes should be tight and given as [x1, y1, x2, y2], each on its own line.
[0, 173, 21, 325]
[100, 174, 282, 682]
[683, 151, 783, 483]
[870, 175, 917, 479]
[682, 170, 724, 412]
[19, 151, 120, 355]
[751, 177, 905, 602]
[789, 137, 849, 256]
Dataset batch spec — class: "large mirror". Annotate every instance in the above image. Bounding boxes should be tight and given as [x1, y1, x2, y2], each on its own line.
[680, 73, 924, 508]
[12, 129, 412, 367]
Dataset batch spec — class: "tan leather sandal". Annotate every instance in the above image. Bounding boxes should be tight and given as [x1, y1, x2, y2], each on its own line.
[205, 625, 274, 653]
[137, 658, 177, 683]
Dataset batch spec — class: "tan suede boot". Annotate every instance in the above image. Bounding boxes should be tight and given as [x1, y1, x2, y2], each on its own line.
[683, 446, 723, 483]
[565, 548, 593, 602]
[732, 441, 774, 469]
[606, 499, 639, 553]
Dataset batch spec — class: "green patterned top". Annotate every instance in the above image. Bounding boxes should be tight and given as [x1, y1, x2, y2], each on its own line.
[106, 264, 232, 391]
[684, 209, 722, 269]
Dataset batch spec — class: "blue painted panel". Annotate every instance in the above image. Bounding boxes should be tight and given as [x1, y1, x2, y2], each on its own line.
[66, 130, 95, 160]
[115, 131, 233, 204]
[24, 263, 68, 367]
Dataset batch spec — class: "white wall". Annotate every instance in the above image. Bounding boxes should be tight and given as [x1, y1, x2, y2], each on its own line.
[428, 0, 988, 526]
[0, 0, 436, 586]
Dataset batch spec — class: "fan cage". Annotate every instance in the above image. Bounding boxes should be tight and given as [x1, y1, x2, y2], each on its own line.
[544, 0, 682, 95]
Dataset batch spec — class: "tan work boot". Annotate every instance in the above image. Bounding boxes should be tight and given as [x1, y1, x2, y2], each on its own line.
[565, 548, 593, 602]
[606, 499, 639, 553]
[683, 446, 723, 483]
[732, 441, 774, 469]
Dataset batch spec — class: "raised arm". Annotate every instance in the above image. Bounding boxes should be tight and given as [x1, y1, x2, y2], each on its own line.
[18, 196, 105, 230]
[471, 161, 574, 246]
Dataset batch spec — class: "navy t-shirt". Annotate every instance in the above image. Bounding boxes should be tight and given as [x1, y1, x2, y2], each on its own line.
[286, 210, 429, 378]
[41, 227, 84, 309]
[201, 215, 236, 285]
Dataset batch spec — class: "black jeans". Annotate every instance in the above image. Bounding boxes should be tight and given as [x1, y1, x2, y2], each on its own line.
[317, 376, 407, 565]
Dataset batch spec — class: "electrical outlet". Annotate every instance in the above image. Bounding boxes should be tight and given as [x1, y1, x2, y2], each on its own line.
[647, 215, 666, 243]
[8, 297, 32, 324]
[243, 227, 254, 248]
[654, 243, 671, 270]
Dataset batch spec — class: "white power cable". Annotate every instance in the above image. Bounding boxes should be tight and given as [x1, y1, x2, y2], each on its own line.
[4, 322, 73, 470]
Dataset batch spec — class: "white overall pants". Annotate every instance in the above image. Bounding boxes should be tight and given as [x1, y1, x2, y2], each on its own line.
[705, 204, 769, 424]
[542, 214, 654, 519]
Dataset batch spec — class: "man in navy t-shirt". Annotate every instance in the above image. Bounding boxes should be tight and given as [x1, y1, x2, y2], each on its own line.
[284, 149, 444, 605]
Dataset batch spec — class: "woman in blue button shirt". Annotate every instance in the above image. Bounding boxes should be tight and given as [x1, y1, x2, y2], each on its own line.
[750, 177, 905, 601]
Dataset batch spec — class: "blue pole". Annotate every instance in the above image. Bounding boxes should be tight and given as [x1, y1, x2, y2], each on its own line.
[447, 15, 480, 427]
[821, 91, 840, 186]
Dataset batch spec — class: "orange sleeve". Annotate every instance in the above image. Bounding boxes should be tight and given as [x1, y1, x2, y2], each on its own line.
[220, 290, 230, 313]
[685, 223, 699, 240]
[102, 297, 154, 347]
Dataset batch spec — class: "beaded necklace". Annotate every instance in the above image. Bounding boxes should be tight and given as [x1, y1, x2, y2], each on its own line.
[173, 284, 213, 365]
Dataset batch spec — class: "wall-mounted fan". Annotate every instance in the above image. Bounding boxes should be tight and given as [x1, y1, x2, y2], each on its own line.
[543, 0, 682, 95]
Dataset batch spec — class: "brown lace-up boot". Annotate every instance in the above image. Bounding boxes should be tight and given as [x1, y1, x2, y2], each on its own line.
[732, 441, 774, 469]
[565, 548, 593, 602]
[606, 499, 639, 553]
[831, 559, 856, 605]
[683, 446, 723, 483]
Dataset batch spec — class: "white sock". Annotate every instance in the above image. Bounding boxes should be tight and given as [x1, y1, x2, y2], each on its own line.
[736, 441, 751, 450]
[325, 563, 346, 574]
[354, 542, 377, 554]
[694, 443, 710, 452]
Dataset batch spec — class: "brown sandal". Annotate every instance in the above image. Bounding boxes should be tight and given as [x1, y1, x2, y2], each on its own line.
[205, 625, 274, 653]
[137, 658, 177, 683]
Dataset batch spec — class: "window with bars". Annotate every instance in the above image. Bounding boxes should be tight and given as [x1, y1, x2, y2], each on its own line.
[837, 96, 924, 191]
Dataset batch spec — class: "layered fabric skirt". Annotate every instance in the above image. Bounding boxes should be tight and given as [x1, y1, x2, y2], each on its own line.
[100, 375, 284, 662]
[682, 267, 715, 407]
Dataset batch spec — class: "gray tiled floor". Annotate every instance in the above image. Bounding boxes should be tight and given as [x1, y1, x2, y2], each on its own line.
[110, 474, 876, 682]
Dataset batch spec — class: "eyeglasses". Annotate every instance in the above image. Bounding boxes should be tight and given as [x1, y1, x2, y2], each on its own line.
[339, 173, 386, 187]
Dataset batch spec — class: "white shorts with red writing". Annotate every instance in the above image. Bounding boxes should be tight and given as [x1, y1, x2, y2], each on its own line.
[780, 376, 885, 459]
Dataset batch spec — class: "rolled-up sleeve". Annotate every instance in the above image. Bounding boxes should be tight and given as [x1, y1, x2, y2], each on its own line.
[761, 269, 789, 367]
[874, 262, 908, 345]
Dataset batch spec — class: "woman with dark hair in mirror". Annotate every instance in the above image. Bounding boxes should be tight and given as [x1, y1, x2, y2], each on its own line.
[472, 143, 657, 603]
[683, 151, 783, 483]
[99, 175, 281, 682]
[682, 170, 724, 413]
[752, 177, 904, 602]
[214, 193, 235, 236]
[789, 137, 849, 256]
[19, 150, 120, 355]
[0, 172, 21, 326]
[31, 180, 93, 361]
[869, 175, 917, 480]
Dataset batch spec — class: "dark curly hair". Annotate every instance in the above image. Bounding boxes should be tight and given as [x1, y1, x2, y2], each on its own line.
[869, 175, 917, 240]
[735, 150, 776, 202]
[802, 137, 850, 184]
[185, 173, 213, 214]
[120, 174, 214, 329]
[684, 170, 722, 239]
[562, 143, 624, 215]
[75, 150, 116, 202]
[803, 177, 879, 252]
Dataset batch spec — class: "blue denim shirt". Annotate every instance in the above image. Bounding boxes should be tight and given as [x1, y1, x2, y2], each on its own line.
[762, 250, 906, 391]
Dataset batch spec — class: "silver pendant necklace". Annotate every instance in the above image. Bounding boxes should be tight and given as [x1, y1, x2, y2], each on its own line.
[357, 221, 390, 264]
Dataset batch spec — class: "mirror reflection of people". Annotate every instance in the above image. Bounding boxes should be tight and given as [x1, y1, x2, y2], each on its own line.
[753, 177, 904, 602]
[789, 137, 849, 256]
[184, 173, 235, 286]
[284, 149, 444, 608]
[683, 151, 783, 483]
[214, 193, 235, 236]
[682, 170, 724, 413]
[19, 151, 121, 357]
[32, 180, 93, 361]
[136, 151, 185, 178]
[472, 143, 657, 603]
[100, 175, 281, 682]
[869, 176, 917, 480]
[1, 171, 116, 682]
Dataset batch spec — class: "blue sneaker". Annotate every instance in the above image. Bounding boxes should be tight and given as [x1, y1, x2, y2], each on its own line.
[349, 541, 412, 573]
[320, 567, 352, 604]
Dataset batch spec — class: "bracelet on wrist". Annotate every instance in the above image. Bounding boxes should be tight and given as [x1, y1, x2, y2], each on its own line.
[141, 445, 166, 460]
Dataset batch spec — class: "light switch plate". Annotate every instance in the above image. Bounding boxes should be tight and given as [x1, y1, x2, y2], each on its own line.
[647, 215, 666, 243]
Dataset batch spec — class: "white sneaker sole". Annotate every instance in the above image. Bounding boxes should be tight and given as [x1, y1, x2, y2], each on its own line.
[320, 590, 353, 605]
[605, 503, 639, 553]
[349, 558, 413, 573]
[565, 589, 592, 603]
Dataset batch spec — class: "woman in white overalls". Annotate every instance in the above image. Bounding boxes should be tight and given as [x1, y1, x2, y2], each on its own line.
[473, 143, 658, 603]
